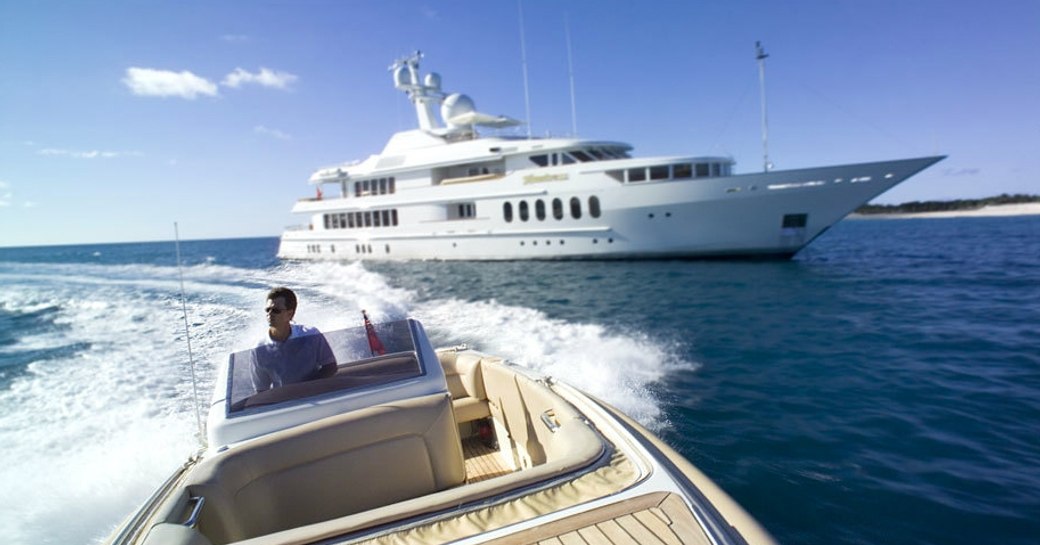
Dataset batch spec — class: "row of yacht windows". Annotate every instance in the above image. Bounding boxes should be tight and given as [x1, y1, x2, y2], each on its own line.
[354, 177, 396, 197]
[606, 161, 731, 183]
[529, 147, 630, 167]
[324, 209, 399, 229]
[503, 196, 601, 222]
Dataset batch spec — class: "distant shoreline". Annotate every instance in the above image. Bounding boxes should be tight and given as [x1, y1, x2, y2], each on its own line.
[849, 202, 1040, 220]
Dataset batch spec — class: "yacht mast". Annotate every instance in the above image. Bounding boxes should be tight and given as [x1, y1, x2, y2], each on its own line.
[756, 41, 772, 172]
[565, 13, 578, 136]
[518, 0, 532, 138]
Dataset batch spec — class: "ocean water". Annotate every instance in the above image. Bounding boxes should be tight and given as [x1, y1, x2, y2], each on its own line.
[1, 216, 1038, 545]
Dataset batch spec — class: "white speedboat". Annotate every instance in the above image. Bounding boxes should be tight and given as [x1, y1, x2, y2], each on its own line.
[278, 52, 942, 261]
[106, 317, 777, 545]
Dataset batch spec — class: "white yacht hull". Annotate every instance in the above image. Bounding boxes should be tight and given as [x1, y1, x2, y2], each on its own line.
[278, 156, 943, 261]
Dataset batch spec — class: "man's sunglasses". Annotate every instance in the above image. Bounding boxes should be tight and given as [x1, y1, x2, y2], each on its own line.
[265, 307, 288, 315]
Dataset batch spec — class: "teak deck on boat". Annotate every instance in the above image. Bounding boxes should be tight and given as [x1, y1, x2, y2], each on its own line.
[483, 492, 709, 545]
[462, 437, 512, 483]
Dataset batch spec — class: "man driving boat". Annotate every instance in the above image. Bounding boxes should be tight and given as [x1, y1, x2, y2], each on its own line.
[251, 287, 336, 392]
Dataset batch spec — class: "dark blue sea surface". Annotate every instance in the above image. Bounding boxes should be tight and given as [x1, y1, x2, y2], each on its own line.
[1, 217, 1038, 545]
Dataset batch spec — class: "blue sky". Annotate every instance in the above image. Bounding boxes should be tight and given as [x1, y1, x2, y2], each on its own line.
[2, 1, 1037, 247]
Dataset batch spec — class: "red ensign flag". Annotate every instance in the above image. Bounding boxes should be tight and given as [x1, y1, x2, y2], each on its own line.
[362, 310, 386, 356]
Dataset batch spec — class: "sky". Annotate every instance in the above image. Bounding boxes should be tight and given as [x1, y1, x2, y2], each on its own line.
[1, 0, 1038, 247]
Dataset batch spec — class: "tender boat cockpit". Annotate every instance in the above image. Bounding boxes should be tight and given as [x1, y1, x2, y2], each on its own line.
[208, 319, 447, 448]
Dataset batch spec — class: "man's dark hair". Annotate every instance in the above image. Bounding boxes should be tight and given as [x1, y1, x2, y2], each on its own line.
[267, 287, 297, 310]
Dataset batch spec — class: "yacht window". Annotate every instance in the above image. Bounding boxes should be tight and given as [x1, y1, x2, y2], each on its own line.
[373, 210, 381, 227]
[674, 163, 693, 179]
[561, 153, 576, 165]
[628, 168, 647, 182]
[354, 181, 361, 197]
[695, 163, 710, 177]
[589, 196, 601, 218]
[711, 163, 720, 177]
[348, 213, 356, 228]
[504, 202, 514, 222]
[381, 210, 391, 226]
[392, 209, 399, 226]
[783, 213, 808, 228]
[324, 214, 331, 229]
[570, 150, 594, 162]
[456, 203, 476, 218]
[552, 198, 564, 220]
[380, 178, 388, 194]
[364, 212, 372, 227]
[570, 197, 582, 219]
[588, 148, 607, 160]
[606, 170, 624, 182]
[551, 154, 558, 166]
[650, 165, 669, 180]
[535, 199, 546, 221]
[519, 200, 530, 221]
[530, 155, 549, 167]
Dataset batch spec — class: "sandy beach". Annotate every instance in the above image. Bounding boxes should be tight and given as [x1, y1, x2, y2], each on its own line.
[850, 202, 1040, 220]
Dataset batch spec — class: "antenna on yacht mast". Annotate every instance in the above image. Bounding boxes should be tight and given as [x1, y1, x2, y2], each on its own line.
[565, 13, 578, 136]
[518, 0, 532, 138]
[756, 41, 772, 172]
[174, 222, 205, 444]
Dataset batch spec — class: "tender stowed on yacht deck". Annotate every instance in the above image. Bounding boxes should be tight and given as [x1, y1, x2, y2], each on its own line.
[141, 328, 640, 545]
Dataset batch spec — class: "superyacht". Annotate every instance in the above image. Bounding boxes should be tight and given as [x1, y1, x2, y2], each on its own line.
[278, 52, 942, 260]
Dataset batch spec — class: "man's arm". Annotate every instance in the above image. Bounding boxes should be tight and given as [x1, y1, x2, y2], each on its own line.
[250, 351, 272, 392]
[312, 332, 337, 379]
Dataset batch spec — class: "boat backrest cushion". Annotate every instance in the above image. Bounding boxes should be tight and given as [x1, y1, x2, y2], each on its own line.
[186, 393, 464, 544]
[438, 349, 492, 423]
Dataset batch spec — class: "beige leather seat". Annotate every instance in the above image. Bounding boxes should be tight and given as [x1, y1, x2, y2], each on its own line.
[186, 393, 464, 544]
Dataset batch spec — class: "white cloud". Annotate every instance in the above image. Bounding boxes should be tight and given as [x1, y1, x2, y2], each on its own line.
[0, 192, 12, 207]
[254, 125, 291, 140]
[222, 67, 297, 90]
[221, 34, 249, 43]
[0, 180, 8, 189]
[22, 201, 37, 209]
[38, 148, 143, 159]
[123, 67, 219, 99]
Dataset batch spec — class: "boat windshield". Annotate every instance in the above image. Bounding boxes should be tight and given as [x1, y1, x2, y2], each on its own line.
[225, 319, 423, 413]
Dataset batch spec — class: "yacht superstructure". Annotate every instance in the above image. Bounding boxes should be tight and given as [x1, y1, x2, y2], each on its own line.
[278, 53, 942, 261]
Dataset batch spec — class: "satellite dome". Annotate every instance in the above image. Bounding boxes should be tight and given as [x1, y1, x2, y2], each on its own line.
[424, 72, 441, 90]
[393, 66, 413, 88]
[442, 93, 476, 125]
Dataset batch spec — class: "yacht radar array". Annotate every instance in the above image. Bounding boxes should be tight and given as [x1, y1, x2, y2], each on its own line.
[390, 51, 520, 137]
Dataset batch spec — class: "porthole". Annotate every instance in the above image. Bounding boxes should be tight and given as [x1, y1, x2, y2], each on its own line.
[588, 196, 601, 218]
[535, 199, 546, 221]
[570, 197, 582, 219]
[552, 198, 563, 220]
[519, 201, 530, 222]
[503, 202, 513, 222]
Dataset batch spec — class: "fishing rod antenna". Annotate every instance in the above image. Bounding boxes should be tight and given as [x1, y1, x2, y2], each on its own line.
[174, 222, 206, 446]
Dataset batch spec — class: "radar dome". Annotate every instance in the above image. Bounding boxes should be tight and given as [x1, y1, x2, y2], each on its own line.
[393, 66, 413, 88]
[442, 93, 476, 125]
[424, 72, 441, 90]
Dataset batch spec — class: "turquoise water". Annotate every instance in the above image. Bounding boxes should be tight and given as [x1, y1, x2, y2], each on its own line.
[1, 216, 1038, 544]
